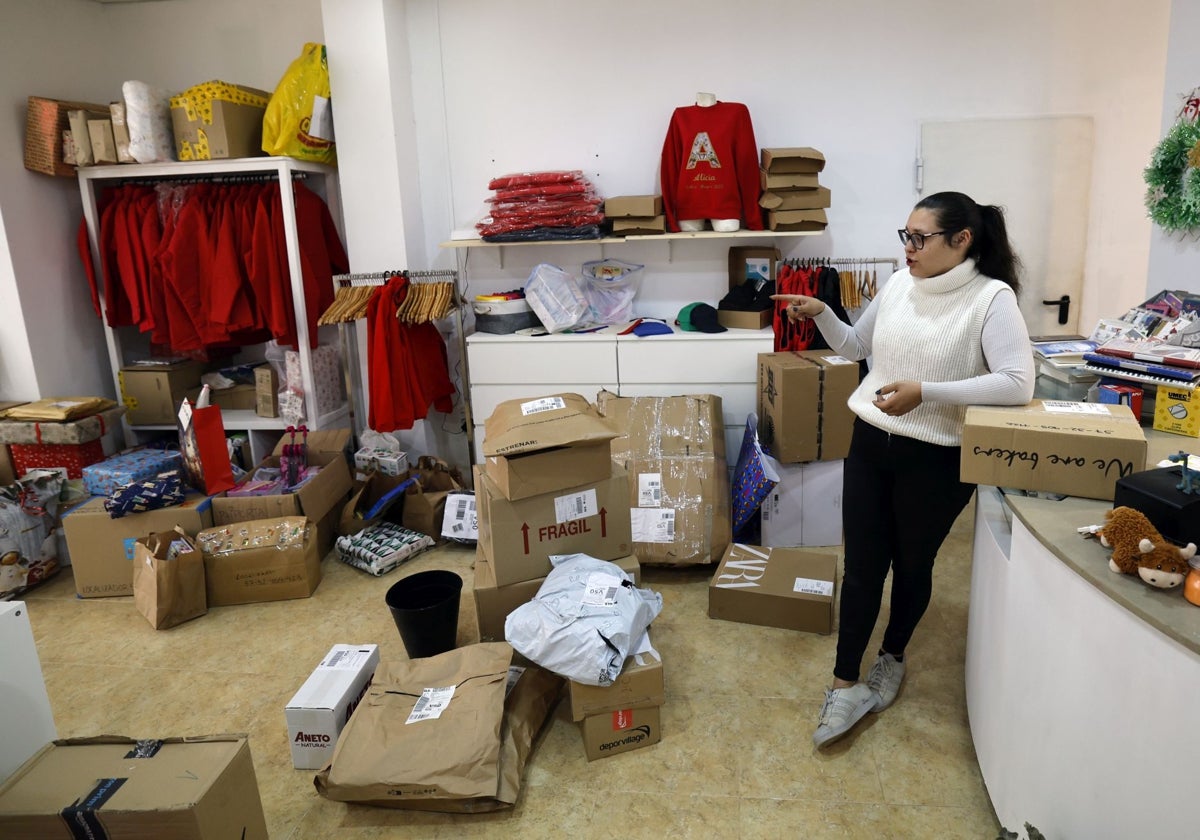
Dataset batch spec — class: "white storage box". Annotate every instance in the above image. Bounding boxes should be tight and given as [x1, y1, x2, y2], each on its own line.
[524, 263, 589, 332]
[285, 644, 380, 769]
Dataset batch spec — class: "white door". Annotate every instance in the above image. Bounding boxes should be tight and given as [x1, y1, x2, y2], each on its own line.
[919, 117, 1093, 336]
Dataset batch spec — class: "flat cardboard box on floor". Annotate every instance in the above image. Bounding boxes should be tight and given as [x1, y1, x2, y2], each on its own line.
[759, 186, 832, 211]
[0, 735, 268, 839]
[604, 195, 663, 218]
[286, 644, 380, 770]
[760, 458, 844, 547]
[474, 552, 640, 642]
[61, 493, 215, 598]
[708, 543, 836, 634]
[766, 208, 828, 231]
[484, 440, 612, 501]
[569, 647, 664, 721]
[482, 393, 618, 457]
[581, 706, 662, 761]
[960, 400, 1147, 501]
[760, 169, 820, 191]
[198, 515, 321, 606]
[757, 350, 859, 463]
[119, 362, 205, 425]
[761, 147, 826, 174]
[476, 467, 633, 586]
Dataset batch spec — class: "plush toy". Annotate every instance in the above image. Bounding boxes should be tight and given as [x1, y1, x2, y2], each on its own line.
[1079, 506, 1197, 589]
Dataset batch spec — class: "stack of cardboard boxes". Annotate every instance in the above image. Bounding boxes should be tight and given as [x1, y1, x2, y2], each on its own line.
[758, 147, 830, 232]
[568, 643, 665, 760]
[756, 350, 859, 547]
[604, 195, 666, 236]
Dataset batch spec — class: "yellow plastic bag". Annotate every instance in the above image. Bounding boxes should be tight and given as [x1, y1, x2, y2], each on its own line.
[262, 42, 336, 165]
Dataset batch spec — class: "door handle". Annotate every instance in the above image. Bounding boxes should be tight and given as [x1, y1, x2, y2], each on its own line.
[1041, 295, 1070, 325]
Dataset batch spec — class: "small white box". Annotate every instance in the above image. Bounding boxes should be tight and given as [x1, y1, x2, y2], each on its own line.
[285, 644, 380, 769]
[441, 492, 477, 541]
[760, 458, 843, 547]
[353, 446, 409, 477]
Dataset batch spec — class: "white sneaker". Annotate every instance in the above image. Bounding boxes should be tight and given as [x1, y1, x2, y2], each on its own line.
[812, 683, 876, 748]
[866, 653, 906, 712]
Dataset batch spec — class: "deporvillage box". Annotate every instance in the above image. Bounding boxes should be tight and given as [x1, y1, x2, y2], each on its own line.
[708, 543, 836, 635]
[569, 646, 664, 722]
[960, 400, 1147, 501]
[286, 644, 380, 770]
[580, 705, 662, 761]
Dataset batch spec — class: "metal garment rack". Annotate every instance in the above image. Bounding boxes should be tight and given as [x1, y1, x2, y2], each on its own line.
[782, 256, 899, 305]
[330, 269, 469, 441]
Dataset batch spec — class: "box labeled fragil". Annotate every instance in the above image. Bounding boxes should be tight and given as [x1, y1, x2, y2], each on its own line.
[197, 516, 321, 606]
[484, 440, 612, 501]
[708, 543, 836, 634]
[62, 492, 215, 598]
[760, 458, 843, 547]
[473, 553, 640, 642]
[761, 147, 826, 174]
[476, 467, 633, 586]
[960, 400, 1147, 501]
[286, 644, 380, 770]
[0, 735, 268, 839]
[1152, 384, 1200, 438]
[757, 351, 858, 463]
[604, 195, 663, 218]
[580, 705, 662, 761]
[119, 361, 205, 425]
[482, 393, 618, 457]
[569, 646, 664, 721]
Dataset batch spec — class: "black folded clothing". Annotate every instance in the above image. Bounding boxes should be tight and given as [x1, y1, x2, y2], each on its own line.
[720, 280, 775, 311]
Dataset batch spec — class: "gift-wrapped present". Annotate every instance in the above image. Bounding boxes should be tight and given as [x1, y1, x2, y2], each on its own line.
[10, 439, 106, 479]
[0, 404, 125, 445]
[82, 449, 183, 498]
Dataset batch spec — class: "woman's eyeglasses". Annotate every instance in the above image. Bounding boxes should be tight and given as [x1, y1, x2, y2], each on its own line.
[897, 229, 951, 250]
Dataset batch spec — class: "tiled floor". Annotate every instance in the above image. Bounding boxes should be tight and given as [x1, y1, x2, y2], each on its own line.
[22, 504, 1001, 839]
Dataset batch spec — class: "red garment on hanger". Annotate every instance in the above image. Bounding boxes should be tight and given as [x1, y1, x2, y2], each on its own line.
[773, 263, 817, 352]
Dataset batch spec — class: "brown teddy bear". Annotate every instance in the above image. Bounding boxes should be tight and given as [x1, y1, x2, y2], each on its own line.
[1080, 506, 1197, 589]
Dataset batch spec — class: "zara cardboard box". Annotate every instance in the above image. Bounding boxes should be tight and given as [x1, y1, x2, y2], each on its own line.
[0, 735, 268, 839]
[580, 705, 662, 761]
[960, 400, 1147, 501]
[285, 644, 380, 770]
[760, 458, 844, 547]
[757, 351, 858, 463]
[708, 543, 836, 635]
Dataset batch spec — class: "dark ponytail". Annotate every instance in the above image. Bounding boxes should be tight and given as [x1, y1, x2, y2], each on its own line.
[914, 191, 1022, 295]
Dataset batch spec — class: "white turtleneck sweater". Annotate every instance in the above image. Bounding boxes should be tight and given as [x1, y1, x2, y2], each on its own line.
[810, 257, 1035, 446]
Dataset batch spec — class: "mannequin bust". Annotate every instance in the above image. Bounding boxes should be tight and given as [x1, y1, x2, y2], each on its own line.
[680, 92, 742, 233]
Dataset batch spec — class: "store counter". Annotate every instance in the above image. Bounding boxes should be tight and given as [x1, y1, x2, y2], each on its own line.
[967, 488, 1200, 840]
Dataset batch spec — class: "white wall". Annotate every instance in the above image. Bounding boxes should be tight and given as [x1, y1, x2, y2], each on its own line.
[1146, 0, 1200, 297]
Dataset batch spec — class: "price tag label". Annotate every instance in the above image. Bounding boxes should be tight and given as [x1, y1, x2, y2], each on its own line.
[406, 686, 456, 724]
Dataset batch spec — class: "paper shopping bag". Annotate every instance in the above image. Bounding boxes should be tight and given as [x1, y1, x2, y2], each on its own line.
[177, 400, 235, 495]
[132, 526, 207, 629]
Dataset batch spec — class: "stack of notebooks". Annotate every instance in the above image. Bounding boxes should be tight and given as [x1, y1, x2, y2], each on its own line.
[1082, 337, 1200, 389]
[1032, 336, 1099, 386]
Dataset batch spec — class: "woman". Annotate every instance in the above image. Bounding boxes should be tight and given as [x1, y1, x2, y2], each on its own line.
[772, 191, 1035, 749]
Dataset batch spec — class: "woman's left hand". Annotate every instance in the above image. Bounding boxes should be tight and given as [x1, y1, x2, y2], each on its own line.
[873, 381, 922, 416]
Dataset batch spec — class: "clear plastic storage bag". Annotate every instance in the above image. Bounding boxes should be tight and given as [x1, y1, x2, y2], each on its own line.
[580, 259, 644, 325]
[524, 263, 590, 332]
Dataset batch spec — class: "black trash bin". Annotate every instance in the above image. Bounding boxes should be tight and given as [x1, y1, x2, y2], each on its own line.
[385, 569, 463, 658]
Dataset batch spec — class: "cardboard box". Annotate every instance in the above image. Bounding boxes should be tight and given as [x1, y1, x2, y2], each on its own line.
[169, 81, 270, 161]
[24, 96, 109, 177]
[119, 362, 205, 425]
[569, 647, 664, 721]
[1152, 384, 1200, 438]
[766, 208, 828, 231]
[286, 644, 380, 770]
[759, 186, 832, 211]
[482, 393, 618, 457]
[109, 100, 135, 163]
[761, 147, 826, 174]
[353, 446, 408, 477]
[596, 392, 731, 566]
[719, 245, 778, 331]
[61, 493, 215, 598]
[604, 195, 663, 217]
[0, 404, 125, 445]
[86, 118, 118, 164]
[0, 735, 268, 839]
[476, 467, 633, 586]
[209, 384, 257, 412]
[197, 515, 321, 606]
[717, 309, 772, 330]
[760, 169, 820, 191]
[473, 553, 640, 642]
[960, 400, 1147, 501]
[67, 107, 109, 167]
[580, 705, 662, 761]
[611, 216, 666, 235]
[254, 365, 279, 418]
[760, 459, 844, 547]
[484, 440, 612, 501]
[1097, 382, 1144, 419]
[757, 351, 859, 463]
[708, 543, 836, 634]
[212, 429, 353, 556]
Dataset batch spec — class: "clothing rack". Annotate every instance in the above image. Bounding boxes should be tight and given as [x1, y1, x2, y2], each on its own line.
[106, 172, 309, 187]
[329, 268, 469, 440]
[780, 256, 897, 309]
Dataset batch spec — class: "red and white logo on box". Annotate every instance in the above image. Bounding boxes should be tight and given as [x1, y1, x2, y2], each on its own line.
[611, 709, 633, 731]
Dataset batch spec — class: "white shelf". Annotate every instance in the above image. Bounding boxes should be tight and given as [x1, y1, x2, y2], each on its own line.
[440, 229, 823, 249]
[77, 156, 336, 181]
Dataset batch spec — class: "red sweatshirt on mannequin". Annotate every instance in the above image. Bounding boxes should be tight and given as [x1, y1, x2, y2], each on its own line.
[660, 101, 764, 232]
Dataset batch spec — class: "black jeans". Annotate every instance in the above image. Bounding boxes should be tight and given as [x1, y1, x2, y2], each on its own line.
[834, 418, 976, 682]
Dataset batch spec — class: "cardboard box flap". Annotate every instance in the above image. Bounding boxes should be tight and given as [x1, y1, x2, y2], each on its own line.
[483, 393, 618, 457]
[761, 147, 826, 174]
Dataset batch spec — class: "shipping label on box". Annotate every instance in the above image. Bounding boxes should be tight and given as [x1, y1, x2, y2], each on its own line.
[1152, 385, 1200, 438]
[477, 468, 633, 586]
[441, 492, 478, 541]
[286, 644, 380, 769]
[960, 400, 1147, 500]
[708, 543, 836, 634]
[569, 647, 664, 721]
[760, 458, 843, 547]
[581, 705, 662, 761]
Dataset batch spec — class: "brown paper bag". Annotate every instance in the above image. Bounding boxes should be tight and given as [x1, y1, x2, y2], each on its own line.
[314, 643, 563, 812]
[401, 456, 464, 538]
[132, 526, 207, 629]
